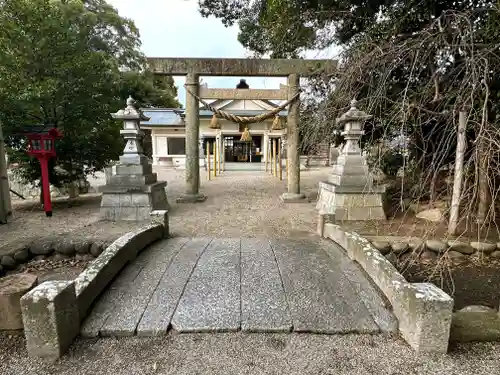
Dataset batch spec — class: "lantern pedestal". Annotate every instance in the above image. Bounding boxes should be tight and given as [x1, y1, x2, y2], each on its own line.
[100, 172, 168, 222]
[100, 97, 169, 222]
[316, 101, 386, 221]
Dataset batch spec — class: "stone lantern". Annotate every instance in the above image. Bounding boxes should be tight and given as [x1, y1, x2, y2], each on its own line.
[100, 96, 169, 221]
[115, 96, 147, 164]
[316, 100, 385, 221]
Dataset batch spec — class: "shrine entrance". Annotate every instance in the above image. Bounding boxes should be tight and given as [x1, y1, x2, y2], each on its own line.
[224, 136, 263, 163]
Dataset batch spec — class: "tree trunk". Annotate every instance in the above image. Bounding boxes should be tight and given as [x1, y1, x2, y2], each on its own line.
[67, 181, 79, 199]
[427, 138, 438, 204]
[476, 92, 491, 225]
[448, 111, 467, 235]
[476, 132, 491, 225]
[476, 145, 490, 224]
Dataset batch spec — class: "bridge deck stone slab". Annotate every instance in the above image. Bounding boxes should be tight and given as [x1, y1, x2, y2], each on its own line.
[82, 237, 396, 336]
[99, 238, 187, 336]
[240, 238, 292, 332]
[136, 238, 212, 336]
[80, 239, 182, 337]
[334, 247, 399, 333]
[171, 238, 241, 332]
[271, 239, 379, 333]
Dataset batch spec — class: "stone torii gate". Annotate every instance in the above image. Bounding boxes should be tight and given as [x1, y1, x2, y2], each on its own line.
[147, 58, 337, 203]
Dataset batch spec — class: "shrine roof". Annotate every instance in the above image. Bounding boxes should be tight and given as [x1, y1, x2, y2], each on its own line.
[140, 108, 184, 126]
[140, 108, 287, 127]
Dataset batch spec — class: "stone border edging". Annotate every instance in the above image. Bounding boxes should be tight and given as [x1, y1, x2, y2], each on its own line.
[1, 211, 169, 276]
[0, 237, 108, 277]
[365, 235, 500, 261]
[321, 222, 453, 354]
[20, 220, 167, 362]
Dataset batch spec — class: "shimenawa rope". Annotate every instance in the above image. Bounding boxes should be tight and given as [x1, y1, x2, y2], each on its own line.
[184, 84, 299, 125]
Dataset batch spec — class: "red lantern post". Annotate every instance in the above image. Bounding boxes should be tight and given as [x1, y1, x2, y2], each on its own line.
[25, 128, 63, 217]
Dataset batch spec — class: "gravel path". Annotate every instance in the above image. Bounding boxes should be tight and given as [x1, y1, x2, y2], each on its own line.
[161, 167, 322, 238]
[1, 167, 324, 247]
[2, 167, 499, 374]
[1, 332, 500, 375]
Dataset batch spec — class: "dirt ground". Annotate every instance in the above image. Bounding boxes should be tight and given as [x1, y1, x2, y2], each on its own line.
[4, 257, 90, 284]
[1, 194, 143, 280]
[396, 256, 500, 311]
[2, 167, 325, 242]
[1, 194, 140, 250]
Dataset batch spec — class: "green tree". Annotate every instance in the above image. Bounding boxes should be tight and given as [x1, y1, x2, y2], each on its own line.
[120, 72, 181, 109]
[197, 0, 492, 57]
[0, 0, 179, 188]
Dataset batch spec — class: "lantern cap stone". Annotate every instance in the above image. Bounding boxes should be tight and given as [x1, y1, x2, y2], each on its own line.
[111, 95, 150, 121]
[336, 99, 373, 125]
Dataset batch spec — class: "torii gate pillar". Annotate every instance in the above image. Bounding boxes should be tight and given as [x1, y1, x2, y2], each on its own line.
[176, 73, 207, 203]
[280, 73, 305, 202]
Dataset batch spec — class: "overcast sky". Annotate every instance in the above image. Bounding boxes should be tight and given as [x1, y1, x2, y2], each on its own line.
[107, 0, 337, 106]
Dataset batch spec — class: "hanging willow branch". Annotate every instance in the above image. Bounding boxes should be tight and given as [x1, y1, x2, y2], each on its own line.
[296, 7, 500, 242]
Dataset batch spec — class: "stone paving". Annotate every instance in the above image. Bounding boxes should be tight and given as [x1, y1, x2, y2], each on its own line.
[82, 236, 397, 336]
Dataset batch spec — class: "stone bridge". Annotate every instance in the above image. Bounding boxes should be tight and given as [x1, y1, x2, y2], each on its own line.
[81, 237, 397, 336]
